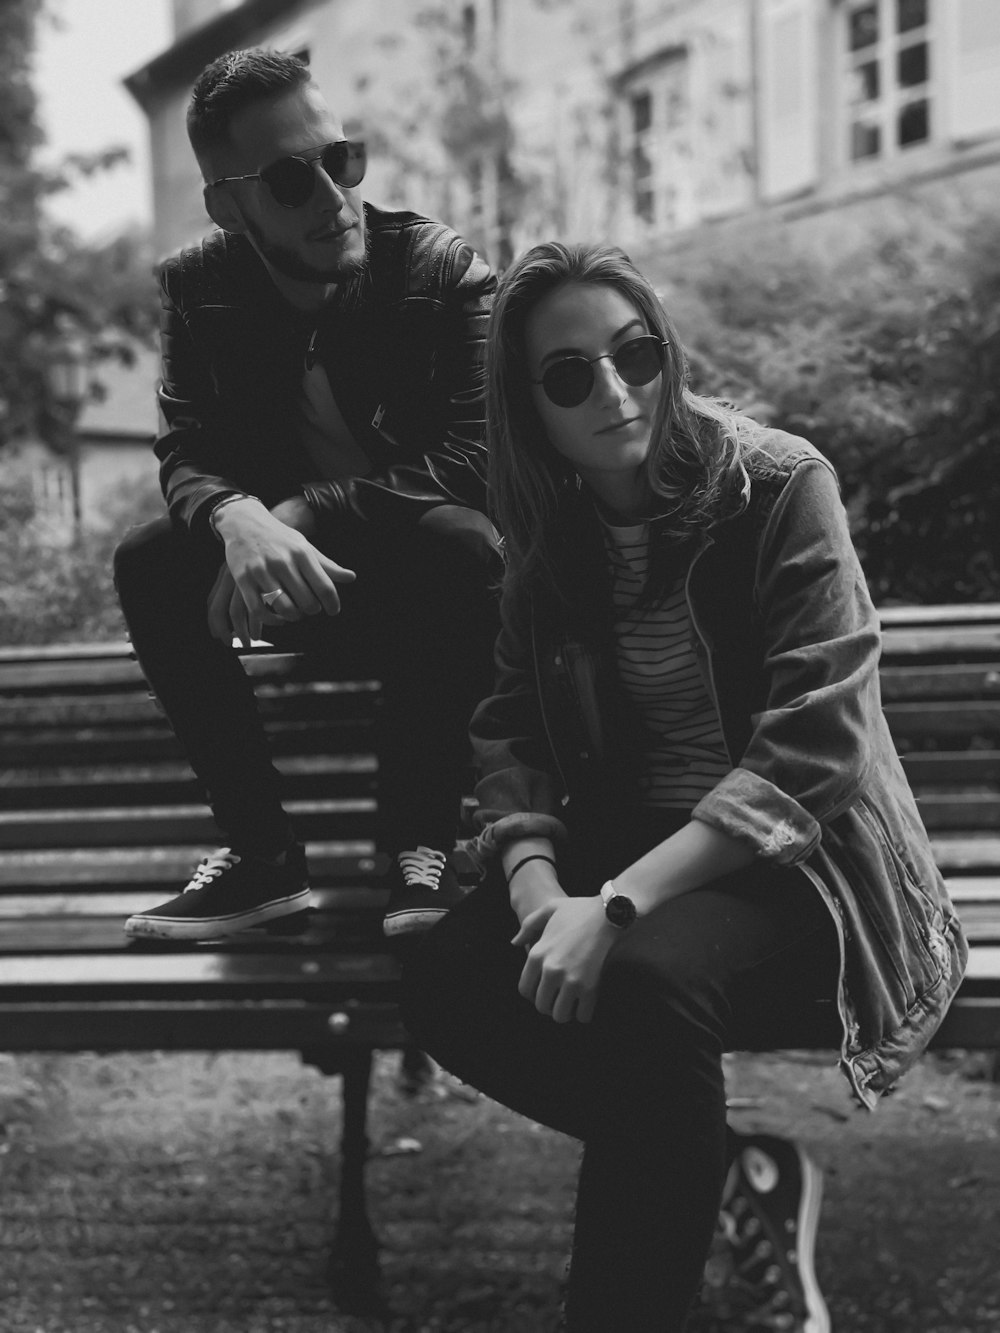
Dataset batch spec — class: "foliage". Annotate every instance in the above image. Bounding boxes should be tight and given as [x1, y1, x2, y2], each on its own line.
[0, 463, 164, 644]
[0, 0, 157, 454]
[652, 212, 1000, 604]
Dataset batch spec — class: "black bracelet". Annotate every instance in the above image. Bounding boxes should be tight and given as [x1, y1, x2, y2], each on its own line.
[506, 853, 557, 885]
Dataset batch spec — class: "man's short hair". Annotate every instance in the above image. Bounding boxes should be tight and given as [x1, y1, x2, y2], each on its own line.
[187, 47, 312, 163]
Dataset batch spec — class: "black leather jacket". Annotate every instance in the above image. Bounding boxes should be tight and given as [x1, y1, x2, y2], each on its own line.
[154, 204, 496, 539]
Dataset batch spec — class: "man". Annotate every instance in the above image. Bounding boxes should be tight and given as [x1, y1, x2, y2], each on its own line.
[115, 48, 500, 942]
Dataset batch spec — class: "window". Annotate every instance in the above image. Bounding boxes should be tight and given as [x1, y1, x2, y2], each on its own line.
[630, 91, 655, 224]
[619, 50, 694, 234]
[843, 0, 933, 163]
[461, 4, 477, 52]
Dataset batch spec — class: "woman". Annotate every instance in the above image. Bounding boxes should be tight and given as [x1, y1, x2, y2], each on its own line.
[400, 242, 966, 1331]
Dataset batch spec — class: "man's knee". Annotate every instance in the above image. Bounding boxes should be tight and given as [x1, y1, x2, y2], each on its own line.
[113, 515, 216, 610]
[416, 505, 504, 582]
[113, 515, 176, 586]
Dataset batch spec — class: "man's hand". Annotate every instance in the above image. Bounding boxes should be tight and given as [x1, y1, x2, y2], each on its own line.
[209, 496, 355, 646]
[512, 896, 617, 1025]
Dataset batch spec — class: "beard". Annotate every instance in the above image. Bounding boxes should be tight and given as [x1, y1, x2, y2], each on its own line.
[243, 215, 369, 284]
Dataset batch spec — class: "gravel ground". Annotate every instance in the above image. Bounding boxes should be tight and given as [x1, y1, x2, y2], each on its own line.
[0, 1048, 997, 1332]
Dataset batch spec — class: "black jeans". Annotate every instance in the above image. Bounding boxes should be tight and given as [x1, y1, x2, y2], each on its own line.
[113, 513, 500, 859]
[401, 811, 841, 1332]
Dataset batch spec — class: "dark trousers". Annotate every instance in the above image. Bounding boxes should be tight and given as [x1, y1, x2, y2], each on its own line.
[113, 513, 500, 858]
[400, 811, 841, 1332]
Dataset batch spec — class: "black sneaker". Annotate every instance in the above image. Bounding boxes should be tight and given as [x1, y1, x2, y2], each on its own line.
[695, 1133, 829, 1332]
[382, 846, 465, 937]
[124, 844, 311, 941]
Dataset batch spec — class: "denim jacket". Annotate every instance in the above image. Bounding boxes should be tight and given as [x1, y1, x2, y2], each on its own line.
[467, 431, 968, 1107]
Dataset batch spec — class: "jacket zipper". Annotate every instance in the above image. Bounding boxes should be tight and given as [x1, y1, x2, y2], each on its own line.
[530, 607, 574, 806]
[684, 535, 736, 767]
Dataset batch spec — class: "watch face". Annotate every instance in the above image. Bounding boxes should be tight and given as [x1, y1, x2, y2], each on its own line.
[605, 894, 637, 928]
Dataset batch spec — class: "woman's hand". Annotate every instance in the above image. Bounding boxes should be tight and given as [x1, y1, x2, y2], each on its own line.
[513, 896, 617, 1025]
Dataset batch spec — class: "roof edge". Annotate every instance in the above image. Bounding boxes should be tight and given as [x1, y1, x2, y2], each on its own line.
[123, 0, 305, 111]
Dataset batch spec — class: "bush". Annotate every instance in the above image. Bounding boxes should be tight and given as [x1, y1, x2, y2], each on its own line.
[653, 211, 1000, 604]
[0, 465, 164, 645]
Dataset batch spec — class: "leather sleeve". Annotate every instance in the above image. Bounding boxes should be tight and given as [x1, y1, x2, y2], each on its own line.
[153, 263, 248, 539]
[301, 237, 495, 526]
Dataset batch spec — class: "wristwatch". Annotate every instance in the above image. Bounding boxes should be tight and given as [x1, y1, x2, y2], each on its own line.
[600, 880, 637, 929]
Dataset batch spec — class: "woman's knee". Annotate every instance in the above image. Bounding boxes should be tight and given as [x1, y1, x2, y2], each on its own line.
[598, 931, 725, 1044]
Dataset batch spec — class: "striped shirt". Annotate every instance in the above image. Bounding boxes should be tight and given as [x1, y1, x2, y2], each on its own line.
[602, 519, 731, 809]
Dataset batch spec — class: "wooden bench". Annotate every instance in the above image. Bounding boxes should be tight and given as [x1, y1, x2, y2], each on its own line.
[0, 640, 404, 1306]
[1, 605, 998, 1303]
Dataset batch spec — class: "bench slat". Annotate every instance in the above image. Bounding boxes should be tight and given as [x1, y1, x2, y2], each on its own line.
[884, 700, 1000, 738]
[0, 886, 388, 919]
[902, 751, 1000, 784]
[2, 720, 373, 767]
[0, 913, 382, 952]
[0, 949, 398, 990]
[876, 604, 1000, 627]
[0, 843, 385, 889]
[2, 684, 377, 728]
[4, 757, 376, 810]
[963, 947, 1000, 980]
[915, 792, 1000, 831]
[880, 624, 1000, 658]
[931, 834, 1000, 872]
[0, 800, 377, 850]
[879, 664, 1000, 701]
[0, 999, 406, 1051]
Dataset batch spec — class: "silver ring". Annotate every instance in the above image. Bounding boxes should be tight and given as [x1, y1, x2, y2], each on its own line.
[261, 588, 284, 608]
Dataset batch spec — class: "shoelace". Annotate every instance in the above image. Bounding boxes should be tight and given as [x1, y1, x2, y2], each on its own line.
[707, 1205, 803, 1330]
[185, 848, 241, 890]
[398, 846, 447, 889]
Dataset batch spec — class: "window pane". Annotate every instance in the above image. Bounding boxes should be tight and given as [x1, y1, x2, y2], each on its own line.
[631, 144, 652, 183]
[896, 0, 927, 34]
[632, 91, 652, 133]
[849, 4, 879, 51]
[851, 59, 880, 102]
[898, 98, 929, 146]
[851, 119, 881, 159]
[898, 42, 928, 87]
[634, 188, 654, 223]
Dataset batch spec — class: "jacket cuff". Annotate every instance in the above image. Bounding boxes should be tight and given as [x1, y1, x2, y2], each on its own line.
[692, 768, 821, 865]
[460, 812, 569, 875]
[302, 480, 348, 520]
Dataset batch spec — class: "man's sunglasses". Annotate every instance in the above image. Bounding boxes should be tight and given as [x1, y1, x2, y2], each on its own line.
[209, 139, 367, 209]
[531, 335, 668, 408]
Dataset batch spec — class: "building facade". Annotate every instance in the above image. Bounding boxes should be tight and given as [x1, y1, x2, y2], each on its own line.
[126, 0, 1000, 267]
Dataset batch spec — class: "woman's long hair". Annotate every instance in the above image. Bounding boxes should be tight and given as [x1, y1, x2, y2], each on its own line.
[486, 241, 759, 605]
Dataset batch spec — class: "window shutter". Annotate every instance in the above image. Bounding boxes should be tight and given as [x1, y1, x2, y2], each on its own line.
[756, 0, 819, 200]
[942, 0, 1000, 142]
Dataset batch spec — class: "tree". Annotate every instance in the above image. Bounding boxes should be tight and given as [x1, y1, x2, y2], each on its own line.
[651, 212, 1000, 604]
[0, 0, 157, 456]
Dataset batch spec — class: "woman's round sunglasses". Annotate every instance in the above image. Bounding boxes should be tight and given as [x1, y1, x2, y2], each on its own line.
[531, 335, 668, 409]
[209, 139, 367, 209]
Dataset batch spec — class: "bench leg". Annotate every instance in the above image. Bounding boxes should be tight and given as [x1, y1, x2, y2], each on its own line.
[326, 1047, 383, 1311]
